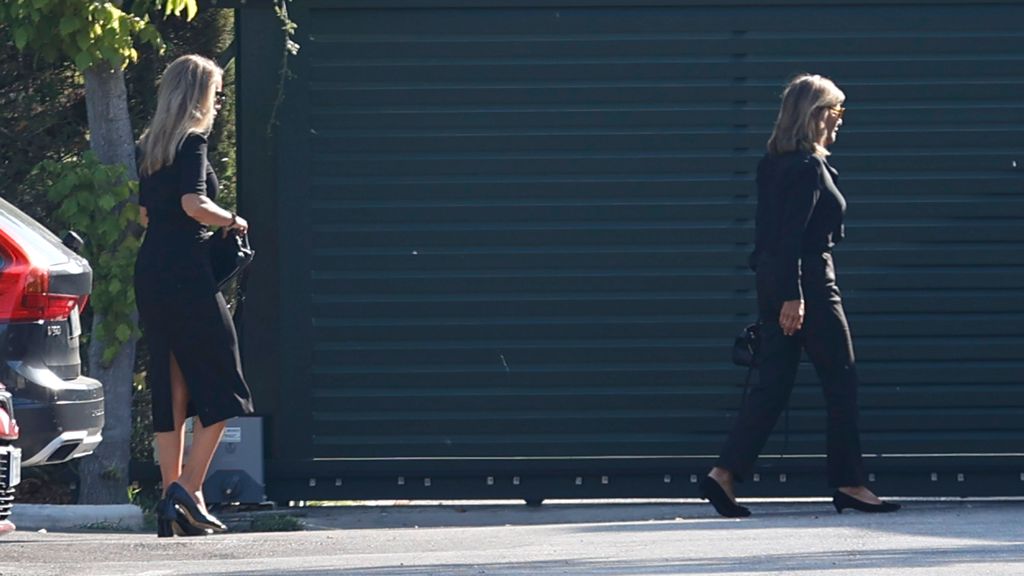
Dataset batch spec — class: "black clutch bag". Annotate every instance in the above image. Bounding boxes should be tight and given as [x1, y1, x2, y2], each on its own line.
[207, 230, 255, 289]
[732, 322, 762, 367]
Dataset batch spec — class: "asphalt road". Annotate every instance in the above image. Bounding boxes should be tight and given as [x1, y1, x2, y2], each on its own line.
[1, 500, 1022, 575]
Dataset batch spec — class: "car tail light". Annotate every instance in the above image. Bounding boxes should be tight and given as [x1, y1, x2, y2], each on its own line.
[0, 408, 17, 441]
[0, 229, 83, 322]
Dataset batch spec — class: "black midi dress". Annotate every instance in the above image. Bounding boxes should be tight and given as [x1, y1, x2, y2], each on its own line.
[134, 133, 254, 433]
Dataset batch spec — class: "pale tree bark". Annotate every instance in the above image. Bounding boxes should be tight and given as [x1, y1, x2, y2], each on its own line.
[77, 64, 139, 505]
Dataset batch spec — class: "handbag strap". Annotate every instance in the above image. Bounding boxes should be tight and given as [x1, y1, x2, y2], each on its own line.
[229, 264, 251, 352]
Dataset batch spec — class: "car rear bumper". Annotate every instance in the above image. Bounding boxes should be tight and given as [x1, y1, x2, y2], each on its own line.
[21, 429, 100, 467]
[8, 364, 104, 466]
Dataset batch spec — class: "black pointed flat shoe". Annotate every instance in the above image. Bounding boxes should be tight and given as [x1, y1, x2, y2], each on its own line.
[699, 476, 751, 518]
[832, 490, 901, 514]
[166, 482, 228, 533]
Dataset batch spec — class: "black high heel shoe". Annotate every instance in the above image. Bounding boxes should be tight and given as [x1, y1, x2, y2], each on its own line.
[156, 496, 210, 537]
[699, 476, 751, 518]
[832, 490, 901, 514]
[166, 482, 228, 533]
[156, 497, 176, 538]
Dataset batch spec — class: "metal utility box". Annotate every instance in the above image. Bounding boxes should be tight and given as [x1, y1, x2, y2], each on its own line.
[179, 416, 265, 504]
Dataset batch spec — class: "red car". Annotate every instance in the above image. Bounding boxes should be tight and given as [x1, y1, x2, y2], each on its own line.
[0, 196, 103, 468]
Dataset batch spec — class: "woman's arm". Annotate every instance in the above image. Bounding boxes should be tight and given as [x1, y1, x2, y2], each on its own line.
[776, 161, 821, 303]
[776, 160, 821, 335]
[139, 206, 149, 228]
[181, 193, 248, 232]
[176, 134, 249, 233]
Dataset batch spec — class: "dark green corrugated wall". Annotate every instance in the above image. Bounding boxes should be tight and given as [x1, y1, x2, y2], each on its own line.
[239, 0, 1024, 499]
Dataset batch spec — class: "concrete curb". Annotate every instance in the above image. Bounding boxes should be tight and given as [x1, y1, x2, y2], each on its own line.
[10, 504, 144, 532]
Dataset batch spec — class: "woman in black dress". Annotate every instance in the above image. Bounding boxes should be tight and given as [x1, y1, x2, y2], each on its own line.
[135, 54, 254, 537]
[699, 74, 899, 518]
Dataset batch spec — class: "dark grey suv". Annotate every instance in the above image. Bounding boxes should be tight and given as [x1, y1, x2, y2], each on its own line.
[0, 197, 104, 466]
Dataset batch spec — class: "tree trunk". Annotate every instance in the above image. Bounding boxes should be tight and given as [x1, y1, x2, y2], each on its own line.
[82, 66, 138, 175]
[77, 65, 138, 505]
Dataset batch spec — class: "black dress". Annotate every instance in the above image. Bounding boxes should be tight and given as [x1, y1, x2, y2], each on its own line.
[134, 133, 254, 433]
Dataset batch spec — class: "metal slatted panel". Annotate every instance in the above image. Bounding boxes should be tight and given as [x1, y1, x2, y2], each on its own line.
[245, 1, 1024, 495]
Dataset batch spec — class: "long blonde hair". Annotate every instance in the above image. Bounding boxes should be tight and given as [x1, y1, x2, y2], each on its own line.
[137, 55, 223, 177]
[766, 74, 845, 157]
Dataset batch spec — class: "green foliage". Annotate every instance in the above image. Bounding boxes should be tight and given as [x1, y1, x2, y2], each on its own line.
[32, 151, 140, 366]
[0, 38, 87, 227]
[5, 2, 140, 70]
[249, 514, 304, 533]
[269, 0, 300, 135]
[0, 1, 197, 70]
[162, 0, 198, 21]
[275, 0, 300, 57]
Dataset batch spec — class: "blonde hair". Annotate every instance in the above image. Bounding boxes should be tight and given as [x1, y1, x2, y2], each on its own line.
[766, 74, 845, 157]
[137, 55, 223, 177]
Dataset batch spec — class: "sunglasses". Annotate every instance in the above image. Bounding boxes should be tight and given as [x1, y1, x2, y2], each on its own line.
[214, 90, 227, 108]
[828, 104, 845, 119]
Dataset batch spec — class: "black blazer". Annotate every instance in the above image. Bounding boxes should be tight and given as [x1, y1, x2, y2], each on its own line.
[749, 151, 847, 302]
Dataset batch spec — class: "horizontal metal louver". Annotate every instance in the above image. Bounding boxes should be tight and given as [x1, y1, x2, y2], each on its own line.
[240, 0, 1024, 497]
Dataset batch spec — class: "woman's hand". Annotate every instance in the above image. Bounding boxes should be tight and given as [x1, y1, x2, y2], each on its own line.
[779, 299, 805, 336]
[226, 213, 249, 235]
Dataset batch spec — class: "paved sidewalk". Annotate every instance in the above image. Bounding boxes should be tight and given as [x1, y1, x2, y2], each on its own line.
[10, 504, 144, 532]
[0, 500, 1021, 575]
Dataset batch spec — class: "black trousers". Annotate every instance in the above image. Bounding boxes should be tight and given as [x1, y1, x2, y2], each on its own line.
[717, 252, 866, 487]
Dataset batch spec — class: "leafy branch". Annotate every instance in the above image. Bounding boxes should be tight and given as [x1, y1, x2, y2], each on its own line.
[32, 152, 141, 366]
[0, 0, 198, 70]
[269, 0, 300, 136]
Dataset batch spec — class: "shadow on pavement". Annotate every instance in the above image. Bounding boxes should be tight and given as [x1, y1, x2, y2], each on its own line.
[292, 500, 1024, 541]
[223, 542, 1024, 575]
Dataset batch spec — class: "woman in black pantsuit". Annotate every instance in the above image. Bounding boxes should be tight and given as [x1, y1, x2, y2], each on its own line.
[135, 55, 254, 537]
[699, 74, 899, 518]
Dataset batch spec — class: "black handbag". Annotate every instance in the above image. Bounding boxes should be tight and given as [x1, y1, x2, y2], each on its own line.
[207, 230, 255, 289]
[732, 321, 762, 368]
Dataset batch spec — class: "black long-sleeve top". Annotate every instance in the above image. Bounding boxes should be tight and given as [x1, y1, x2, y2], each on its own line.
[136, 134, 220, 291]
[139, 133, 218, 238]
[749, 151, 847, 301]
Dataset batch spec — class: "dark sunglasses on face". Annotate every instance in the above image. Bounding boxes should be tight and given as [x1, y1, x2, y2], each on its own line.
[214, 91, 227, 108]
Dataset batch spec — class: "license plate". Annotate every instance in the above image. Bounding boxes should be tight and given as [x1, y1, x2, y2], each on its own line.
[69, 306, 82, 339]
[2, 448, 19, 488]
